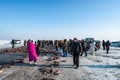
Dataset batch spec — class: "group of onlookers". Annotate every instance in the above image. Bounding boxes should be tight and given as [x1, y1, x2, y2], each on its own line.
[23, 38, 111, 69]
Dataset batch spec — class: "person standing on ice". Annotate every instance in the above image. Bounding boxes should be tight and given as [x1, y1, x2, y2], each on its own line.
[54, 40, 58, 51]
[102, 40, 106, 50]
[11, 39, 15, 48]
[68, 39, 73, 55]
[80, 39, 87, 57]
[71, 38, 82, 69]
[27, 40, 38, 64]
[24, 40, 27, 46]
[36, 40, 41, 56]
[105, 40, 111, 54]
[63, 39, 68, 57]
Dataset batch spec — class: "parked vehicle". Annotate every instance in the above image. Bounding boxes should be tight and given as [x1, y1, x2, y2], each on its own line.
[85, 38, 95, 51]
[110, 41, 120, 47]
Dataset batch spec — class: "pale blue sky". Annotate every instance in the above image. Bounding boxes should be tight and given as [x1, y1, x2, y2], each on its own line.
[0, 0, 120, 41]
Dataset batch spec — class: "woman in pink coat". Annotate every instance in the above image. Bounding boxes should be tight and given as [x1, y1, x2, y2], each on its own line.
[27, 40, 38, 64]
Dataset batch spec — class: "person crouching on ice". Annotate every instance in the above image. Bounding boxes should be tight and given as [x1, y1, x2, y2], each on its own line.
[27, 40, 38, 65]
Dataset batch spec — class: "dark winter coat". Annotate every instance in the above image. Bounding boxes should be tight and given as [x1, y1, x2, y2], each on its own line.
[71, 42, 82, 54]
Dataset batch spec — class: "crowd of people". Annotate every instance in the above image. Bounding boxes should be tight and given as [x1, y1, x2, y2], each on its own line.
[3, 38, 111, 69]
[25, 38, 104, 69]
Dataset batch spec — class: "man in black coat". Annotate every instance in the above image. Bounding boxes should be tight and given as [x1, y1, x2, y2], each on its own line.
[71, 38, 82, 69]
[102, 40, 106, 50]
[105, 40, 111, 54]
[11, 39, 15, 48]
[80, 39, 87, 57]
[36, 40, 41, 56]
